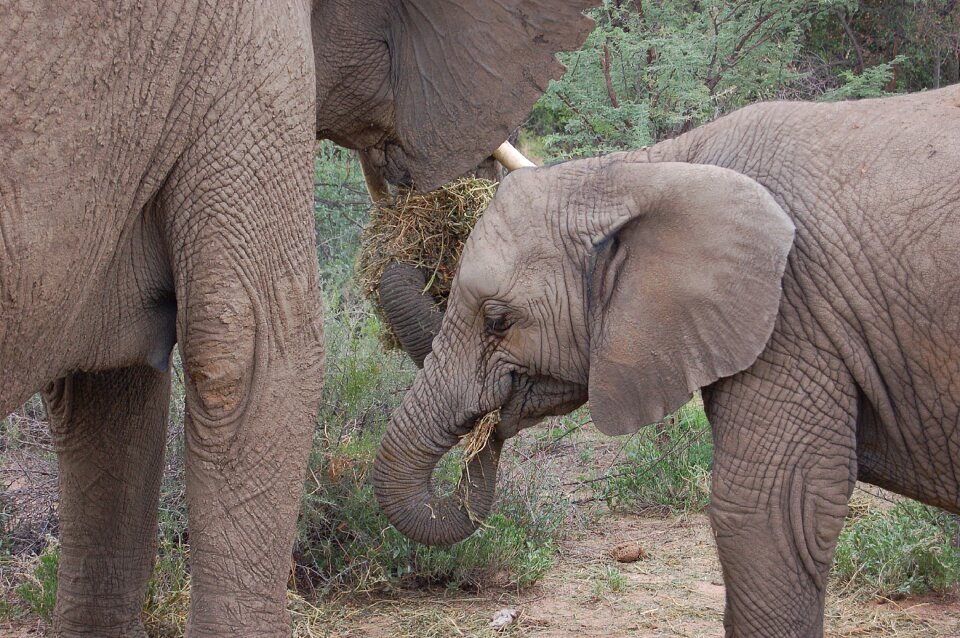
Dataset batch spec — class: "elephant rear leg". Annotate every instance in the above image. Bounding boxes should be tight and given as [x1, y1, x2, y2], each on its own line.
[44, 366, 170, 637]
[705, 335, 858, 638]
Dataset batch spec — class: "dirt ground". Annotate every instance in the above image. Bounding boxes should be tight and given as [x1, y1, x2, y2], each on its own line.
[305, 419, 960, 638]
[4, 413, 960, 637]
[310, 510, 960, 638]
[5, 508, 959, 638]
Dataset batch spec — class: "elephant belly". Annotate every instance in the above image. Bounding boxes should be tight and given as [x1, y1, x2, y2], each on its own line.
[852, 218, 960, 510]
[0, 196, 179, 413]
[854, 359, 960, 513]
[0, 1, 241, 404]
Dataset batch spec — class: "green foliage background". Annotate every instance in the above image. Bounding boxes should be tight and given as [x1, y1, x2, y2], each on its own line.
[527, 0, 957, 158]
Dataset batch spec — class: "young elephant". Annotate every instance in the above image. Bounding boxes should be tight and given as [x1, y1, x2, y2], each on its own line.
[373, 85, 960, 637]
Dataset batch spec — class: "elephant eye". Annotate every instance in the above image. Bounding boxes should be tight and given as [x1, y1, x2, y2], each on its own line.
[483, 311, 511, 337]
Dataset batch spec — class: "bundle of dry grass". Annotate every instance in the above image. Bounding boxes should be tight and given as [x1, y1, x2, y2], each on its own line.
[462, 410, 500, 465]
[356, 177, 498, 314]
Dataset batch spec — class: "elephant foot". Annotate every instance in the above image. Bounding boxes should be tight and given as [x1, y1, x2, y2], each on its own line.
[54, 618, 148, 638]
[186, 591, 290, 638]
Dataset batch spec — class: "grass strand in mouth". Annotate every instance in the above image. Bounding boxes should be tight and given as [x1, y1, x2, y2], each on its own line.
[461, 410, 500, 466]
[457, 410, 501, 527]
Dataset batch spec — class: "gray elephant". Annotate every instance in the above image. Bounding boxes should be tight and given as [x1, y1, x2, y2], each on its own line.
[373, 85, 960, 637]
[0, 2, 596, 635]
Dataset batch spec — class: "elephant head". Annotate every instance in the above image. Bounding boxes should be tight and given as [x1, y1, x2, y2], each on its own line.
[311, 1, 596, 196]
[373, 156, 795, 545]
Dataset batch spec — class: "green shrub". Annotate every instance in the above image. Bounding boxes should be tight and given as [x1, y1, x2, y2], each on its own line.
[531, 0, 818, 157]
[590, 398, 712, 513]
[295, 299, 568, 595]
[832, 499, 960, 598]
[313, 141, 369, 289]
[14, 543, 58, 621]
[819, 55, 907, 101]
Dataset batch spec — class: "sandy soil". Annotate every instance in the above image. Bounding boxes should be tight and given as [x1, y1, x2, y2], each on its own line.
[4, 415, 960, 637]
[324, 510, 960, 638]
[315, 419, 960, 638]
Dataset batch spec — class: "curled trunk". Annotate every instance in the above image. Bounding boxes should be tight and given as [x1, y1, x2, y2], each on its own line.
[378, 262, 443, 368]
[373, 379, 502, 546]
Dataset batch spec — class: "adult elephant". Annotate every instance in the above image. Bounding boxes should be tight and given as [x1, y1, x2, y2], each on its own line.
[0, 2, 595, 636]
[373, 85, 960, 637]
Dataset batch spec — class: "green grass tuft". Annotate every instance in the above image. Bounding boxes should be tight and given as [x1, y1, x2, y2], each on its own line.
[832, 499, 960, 598]
[592, 564, 628, 597]
[591, 398, 712, 513]
[14, 543, 58, 621]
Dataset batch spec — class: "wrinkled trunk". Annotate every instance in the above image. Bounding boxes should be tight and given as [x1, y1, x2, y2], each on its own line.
[378, 262, 443, 368]
[373, 372, 502, 546]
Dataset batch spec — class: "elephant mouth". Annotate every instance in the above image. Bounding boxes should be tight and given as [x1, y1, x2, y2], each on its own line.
[373, 373, 586, 547]
[493, 375, 588, 440]
[373, 141, 414, 187]
[359, 139, 533, 202]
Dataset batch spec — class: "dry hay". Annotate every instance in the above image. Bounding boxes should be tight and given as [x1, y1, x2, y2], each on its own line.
[455, 410, 501, 527]
[462, 410, 500, 465]
[356, 178, 497, 347]
[356, 179, 502, 499]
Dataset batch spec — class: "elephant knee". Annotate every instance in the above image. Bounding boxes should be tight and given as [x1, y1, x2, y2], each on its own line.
[187, 347, 252, 417]
[183, 297, 258, 425]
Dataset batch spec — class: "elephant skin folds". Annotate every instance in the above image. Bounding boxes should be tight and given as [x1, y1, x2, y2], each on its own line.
[1, 0, 600, 635]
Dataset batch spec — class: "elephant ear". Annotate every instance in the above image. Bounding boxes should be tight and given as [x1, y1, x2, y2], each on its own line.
[583, 161, 795, 435]
[392, 0, 597, 191]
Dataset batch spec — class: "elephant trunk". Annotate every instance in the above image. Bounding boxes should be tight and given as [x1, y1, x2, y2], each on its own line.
[373, 374, 502, 546]
[378, 262, 443, 368]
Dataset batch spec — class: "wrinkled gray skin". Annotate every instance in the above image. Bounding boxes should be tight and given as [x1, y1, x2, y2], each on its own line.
[374, 86, 960, 637]
[0, 1, 595, 636]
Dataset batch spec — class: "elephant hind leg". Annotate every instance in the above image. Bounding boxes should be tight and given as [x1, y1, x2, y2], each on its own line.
[44, 365, 170, 638]
[705, 332, 858, 638]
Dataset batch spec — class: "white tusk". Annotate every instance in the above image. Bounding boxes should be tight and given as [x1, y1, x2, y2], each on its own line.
[492, 141, 535, 171]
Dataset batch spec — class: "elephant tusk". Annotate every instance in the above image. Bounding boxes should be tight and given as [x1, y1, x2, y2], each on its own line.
[492, 141, 535, 171]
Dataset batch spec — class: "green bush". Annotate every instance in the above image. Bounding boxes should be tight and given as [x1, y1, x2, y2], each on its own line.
[832, 499, 960, 598]
[294, 298, 568, 595]
[804, 1, 960, 95]
[819, 54, 906, 101]
[531, 0, 818, 157]
[590, 398, 712, 513]
[528, 0, 953, 159]
[313, 141, 369, 289]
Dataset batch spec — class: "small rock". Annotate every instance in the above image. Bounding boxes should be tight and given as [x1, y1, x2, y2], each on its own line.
[610, 542, 649, 563]
[489, 608, 518, 630]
